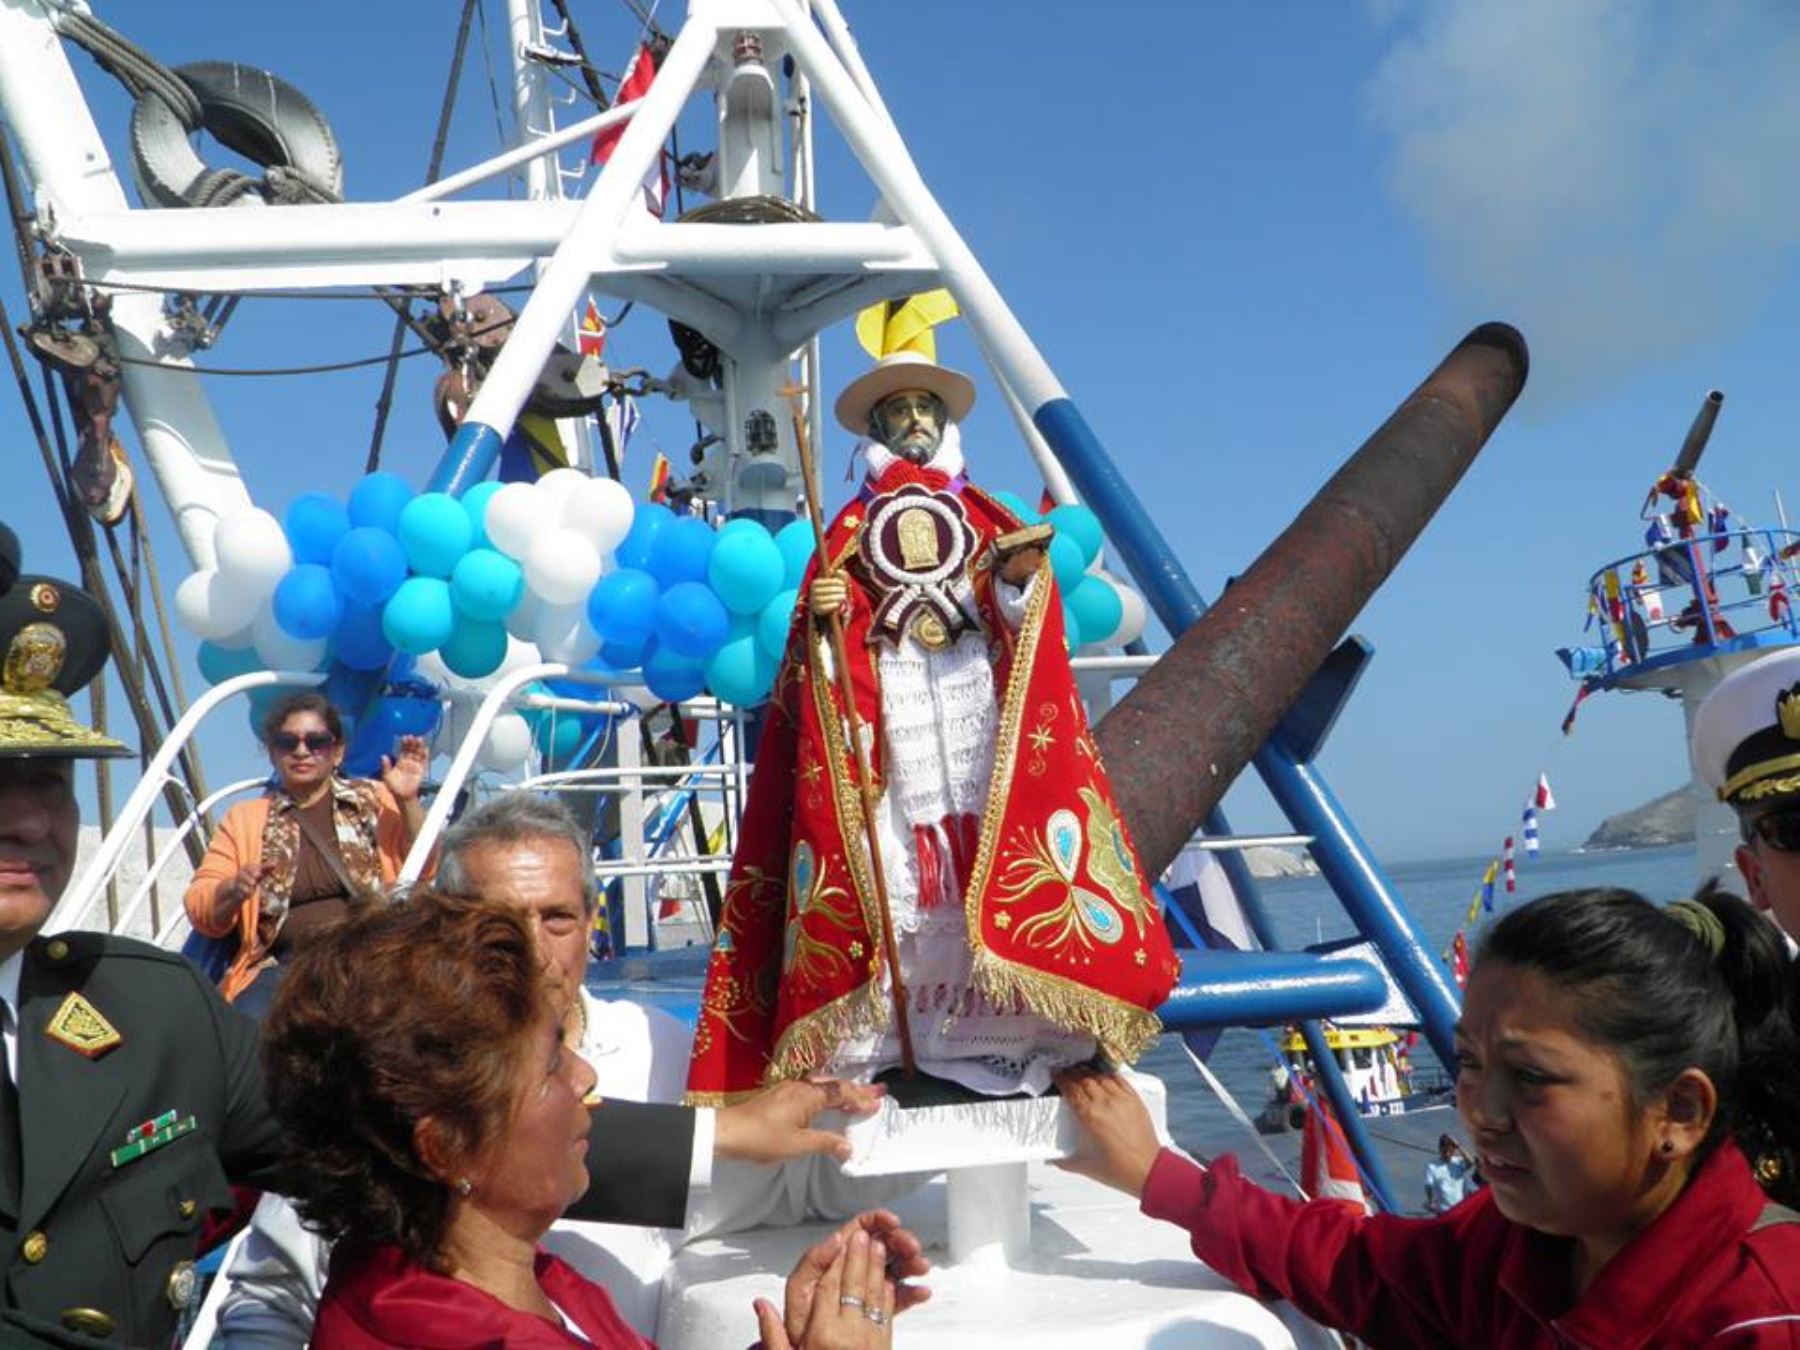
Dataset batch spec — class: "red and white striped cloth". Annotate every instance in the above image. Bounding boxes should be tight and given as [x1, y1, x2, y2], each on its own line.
[1300, 1098, 1369, 1214]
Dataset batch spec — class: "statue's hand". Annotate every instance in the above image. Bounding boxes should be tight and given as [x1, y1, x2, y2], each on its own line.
[810, 574, 850, 619]
[992, 523, 1053, 588]
[997, 545, 1045, 588]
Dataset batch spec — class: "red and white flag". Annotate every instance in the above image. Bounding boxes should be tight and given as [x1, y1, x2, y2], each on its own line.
[591, 42, 669, 216]
[1450, 930, 1471, 988]
[1534, 774, 1556, 811]
[1502, 836, 1516, 893]
[1300, 1099, 1369, 1214]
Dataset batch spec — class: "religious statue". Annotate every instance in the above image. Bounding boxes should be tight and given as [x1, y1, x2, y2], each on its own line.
[687, 351, 1180, 1104]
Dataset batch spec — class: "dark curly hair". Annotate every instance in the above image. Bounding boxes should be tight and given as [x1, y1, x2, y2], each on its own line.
[262, 889, 552, 1266]
[259, 690, 345, 748]
[1478, 883, 1800, 1204]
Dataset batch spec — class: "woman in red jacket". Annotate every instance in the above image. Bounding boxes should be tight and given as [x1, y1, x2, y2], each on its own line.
[264, 891, 911, 1348]
[1059, 886, 1800, 1348]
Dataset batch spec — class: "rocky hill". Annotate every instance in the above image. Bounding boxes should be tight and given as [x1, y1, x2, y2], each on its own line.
[1581, 787, 1694, 851]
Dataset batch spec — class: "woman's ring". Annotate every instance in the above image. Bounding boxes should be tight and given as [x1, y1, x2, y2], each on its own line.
[865, 1308, 889, 1326]
[838, 1294, 866, 1311]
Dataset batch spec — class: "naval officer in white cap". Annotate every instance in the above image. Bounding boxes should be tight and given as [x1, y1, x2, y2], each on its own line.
[1691, 647, 1800, 936]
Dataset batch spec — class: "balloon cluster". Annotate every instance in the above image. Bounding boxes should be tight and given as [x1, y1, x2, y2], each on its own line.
[987, 494, 1148, 651]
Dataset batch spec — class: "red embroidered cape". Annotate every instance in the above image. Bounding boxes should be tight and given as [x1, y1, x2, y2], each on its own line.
[686, 478, 1180, 1102]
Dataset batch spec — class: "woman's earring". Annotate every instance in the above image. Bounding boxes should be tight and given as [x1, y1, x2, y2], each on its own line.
[1659, 1140, 1674, 1156]
[455, 1178, 472, 1196]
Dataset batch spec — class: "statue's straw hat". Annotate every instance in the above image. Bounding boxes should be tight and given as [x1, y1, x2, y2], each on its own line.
[834, 350, 976, 435]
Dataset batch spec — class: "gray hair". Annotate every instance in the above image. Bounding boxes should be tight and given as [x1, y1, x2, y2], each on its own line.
[436, 793, 599, 915]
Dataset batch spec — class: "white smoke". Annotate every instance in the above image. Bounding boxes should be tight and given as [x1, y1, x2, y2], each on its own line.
[1367, 1, 1800, 404]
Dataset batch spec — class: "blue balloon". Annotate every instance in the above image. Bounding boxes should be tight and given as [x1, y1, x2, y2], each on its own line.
[398, 492, 475, 579]
[451, 548, 525, 623]
[992, 490, 1041, 525]
[709, 523, 785, 617]
[649, 516, 716, 588]
[600, 636, 648, 670]
[347, 471, 416, 534]
[196, 640, 262, 686]
[656, 582, 730, 660]
[643, 639, 705, 703]
[284, 492, 350, 566]
[321, 661, 383, 721]
[774, 518, 816, 589]
[1066, 575, 1123, 649]
[616, 501, 674, 572]
[331, 526, 408, 607]
[1048, 533, 1085, 589]
[757, 587, 799, 660]
[705, 625, 777, 707]
[439, 615, 508, 680]
[331, 601, 395, 672]
[461, 480, 504, 549]
[587, 568, 660, 646]
[382, 576, 457, 655]
[272, 564, 342, 641]
[342, 681, 442, 778]
[1047, 504, 1104, 568]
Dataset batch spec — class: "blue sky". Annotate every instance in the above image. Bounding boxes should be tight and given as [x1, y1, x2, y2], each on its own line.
[3, 1, 1798, 862]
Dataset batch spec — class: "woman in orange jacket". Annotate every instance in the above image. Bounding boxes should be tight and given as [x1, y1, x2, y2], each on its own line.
[184, 690, 428, 1010]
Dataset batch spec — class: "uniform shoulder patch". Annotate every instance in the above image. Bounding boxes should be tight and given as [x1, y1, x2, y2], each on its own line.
[46, 992, 123, 1059]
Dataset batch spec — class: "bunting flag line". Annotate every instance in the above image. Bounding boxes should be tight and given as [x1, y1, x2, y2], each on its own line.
[1450, 931, 1470, 989]
[577, 297, 607, 358]
[602, 393, 641, 465]
[1480, 859, 1499, 914]
[646, 452, 672, 505]
[1561, 679, 1596, 736]
[1301, 1098, 1370, 1214]
[1503, 837, 1516, 893]
[1522, 805, 1541, 856]
[1534, 775, 1556, 811]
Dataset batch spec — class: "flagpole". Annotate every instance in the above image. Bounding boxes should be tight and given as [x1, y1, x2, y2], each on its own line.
[780, 383, 917, 1077]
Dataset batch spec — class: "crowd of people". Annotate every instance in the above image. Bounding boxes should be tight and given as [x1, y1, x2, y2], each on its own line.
[9, 507, 1800, 1346]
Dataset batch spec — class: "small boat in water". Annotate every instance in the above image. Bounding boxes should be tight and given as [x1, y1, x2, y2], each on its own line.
[1257, 1023, 1452, 1134]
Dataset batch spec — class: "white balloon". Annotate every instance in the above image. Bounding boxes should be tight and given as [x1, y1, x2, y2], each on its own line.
[252, 606, 328, 671]
[496, 634, 543, 679]
[524, 529, 602, 607]
[533, 467, 588, 509]
[504, 589, 545, 641]
[560, 476, 635, 555]
[483, 482, 540, 560]
[477, 711, 534, 772]
[175, 570, 260, 641]
[213, 507, 292, 597]
[411, 649, 457, 690]
[532, 600, 601, 664]
[1112, 581, 1149, 648]
[213, 619, 258, 651]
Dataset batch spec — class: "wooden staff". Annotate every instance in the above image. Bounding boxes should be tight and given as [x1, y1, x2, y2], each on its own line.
[779, 382, 916, 1076]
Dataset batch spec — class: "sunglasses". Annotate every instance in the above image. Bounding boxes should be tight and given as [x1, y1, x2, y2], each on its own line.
[271, 731, 339, 755]
[1748, 809, 1800, 854]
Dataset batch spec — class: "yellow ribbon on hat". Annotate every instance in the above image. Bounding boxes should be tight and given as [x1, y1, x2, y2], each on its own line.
[855, 289, 960, 361]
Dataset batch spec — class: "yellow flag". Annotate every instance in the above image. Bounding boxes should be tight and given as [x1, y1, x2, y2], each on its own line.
[855, 289, 960, 360]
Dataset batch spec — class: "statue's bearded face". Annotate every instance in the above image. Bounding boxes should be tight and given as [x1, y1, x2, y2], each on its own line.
[871, 389, 946, 464]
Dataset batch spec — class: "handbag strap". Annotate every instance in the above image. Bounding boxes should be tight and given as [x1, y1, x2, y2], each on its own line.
[291, 791, 364, 898]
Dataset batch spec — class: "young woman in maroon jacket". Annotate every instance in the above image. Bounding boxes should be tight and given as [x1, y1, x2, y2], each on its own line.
[1059, 886, 1800, 1349]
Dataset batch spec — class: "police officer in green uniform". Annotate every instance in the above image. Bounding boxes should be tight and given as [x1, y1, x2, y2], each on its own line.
[0, 570, 285, 1348]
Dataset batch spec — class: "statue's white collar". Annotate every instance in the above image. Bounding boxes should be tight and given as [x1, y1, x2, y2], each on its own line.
[860, 421, 965, 484]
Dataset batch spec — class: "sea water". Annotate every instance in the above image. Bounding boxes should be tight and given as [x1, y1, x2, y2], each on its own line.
[1149, 843, 1706, 1185]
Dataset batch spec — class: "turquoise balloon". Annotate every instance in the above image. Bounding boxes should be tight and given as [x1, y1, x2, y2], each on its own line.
[643, 639, 705, 703]
[649, 516, 716, 587]
[775, 518, 816, 588]
[704, 625, 776, 707]
[197, 640, 262, 686]
[1046, 504, 1104, 568]
[758, 587, 799, 660]
[284, 492, 350, 566]
[534, 715, 584, 759]
[1066, 575, 1124, 649]
[992, 490, 1040, 525]
[1048, 533, 1085, 589]
[331, 526, 408, 607]
[461, 481, 505, 549]
[708, 523, 784, 616]
[440, 616, 508, 679]
[717, 517, 765, 540]
[272, 564, 342, 640]
[451, 548, 525, 623]
[398, 491, 475, 579]
[589, 568, 660, 646]
[1062, 597, 1084, 653]
[656, 582, 730, 659]
[382, 576, 457, 655]
[347, 471, 415, 534]
[616, 501, 674, 571]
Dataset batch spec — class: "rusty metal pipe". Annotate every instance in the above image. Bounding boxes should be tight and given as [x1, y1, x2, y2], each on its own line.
[1098, 323, 1529, 876]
